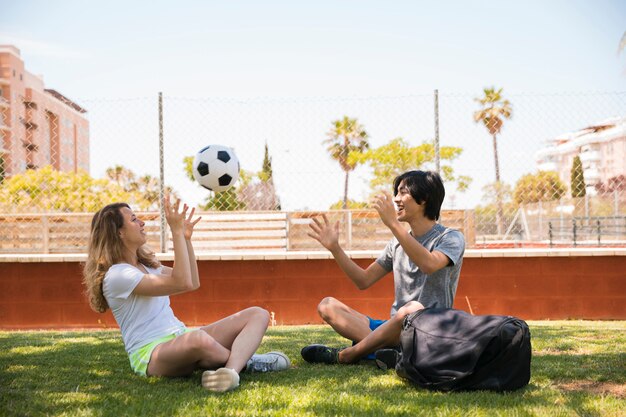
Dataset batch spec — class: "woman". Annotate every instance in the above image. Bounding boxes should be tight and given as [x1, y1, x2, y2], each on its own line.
[83, 196, 289, 392]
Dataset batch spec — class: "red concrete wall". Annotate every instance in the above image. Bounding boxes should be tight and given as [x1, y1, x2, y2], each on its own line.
[0, 255, 624, 329]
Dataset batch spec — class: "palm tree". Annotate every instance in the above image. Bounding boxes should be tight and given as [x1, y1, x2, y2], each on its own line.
[618, 31, 626, 74]
[324, 116, 369, 209]
[473, 87, 512, 236]
[618, 31, 626, 53]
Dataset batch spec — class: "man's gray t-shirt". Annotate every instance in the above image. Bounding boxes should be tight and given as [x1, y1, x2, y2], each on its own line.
[375, 223, 465, 316]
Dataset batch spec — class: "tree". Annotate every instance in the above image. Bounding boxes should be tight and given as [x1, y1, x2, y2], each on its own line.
[475, 182, 514, 236]
[202, 187, 246, 211]
[349, 137, 471, 196]
[473, 87, 512, 236]
[329, 199, 369, 209]
[324, 116, 370, 209]
[617, 32, 626, 72]
[250, 141, 281, 210]
[514, 171, 566, 205]
[105, 165, 170, 210]
[0, 154, 5, 184]
[0, 165, 152, 212]
[259, 141, 274, 182]
[570, 155, 586, 198]
[596, 175, 626, 195]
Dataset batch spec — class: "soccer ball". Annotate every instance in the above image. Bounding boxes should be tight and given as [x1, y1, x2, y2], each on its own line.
[192, 145, 240, 192]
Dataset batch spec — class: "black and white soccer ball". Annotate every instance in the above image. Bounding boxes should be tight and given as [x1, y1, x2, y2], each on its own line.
[192, 145, 240, 192]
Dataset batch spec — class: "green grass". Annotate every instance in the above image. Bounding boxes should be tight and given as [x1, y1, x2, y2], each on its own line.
[1, 322, 624, 417]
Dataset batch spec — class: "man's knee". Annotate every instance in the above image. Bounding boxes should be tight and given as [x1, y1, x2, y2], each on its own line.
[396, 301, 425, 318]
[317, 296, 338, 321]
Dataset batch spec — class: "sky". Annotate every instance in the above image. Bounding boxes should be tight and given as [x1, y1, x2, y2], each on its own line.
[2, 0, 625, 98]
[1, 0, 625, 210]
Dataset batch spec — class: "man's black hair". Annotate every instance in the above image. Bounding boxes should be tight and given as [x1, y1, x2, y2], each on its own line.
[393, 170, 445, 221]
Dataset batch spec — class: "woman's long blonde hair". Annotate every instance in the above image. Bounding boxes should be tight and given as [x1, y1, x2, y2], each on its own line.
[83, 203, 160, 313]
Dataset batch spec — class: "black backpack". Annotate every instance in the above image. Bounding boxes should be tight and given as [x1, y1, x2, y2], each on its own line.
[396, 308, 531, 392]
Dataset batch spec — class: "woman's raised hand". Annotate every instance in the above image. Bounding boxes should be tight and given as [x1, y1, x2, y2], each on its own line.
[164, 194, 186, 233]
[183, 206, 202, 240]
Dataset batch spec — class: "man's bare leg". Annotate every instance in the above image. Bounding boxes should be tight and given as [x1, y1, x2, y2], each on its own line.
[338, 301, 425, 364]
[317, 296, 372, 342]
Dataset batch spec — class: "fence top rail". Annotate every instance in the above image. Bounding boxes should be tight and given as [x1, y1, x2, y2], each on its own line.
[1, 247, 625, 263]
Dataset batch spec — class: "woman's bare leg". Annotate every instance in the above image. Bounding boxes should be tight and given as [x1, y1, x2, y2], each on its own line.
[199, 306, 270, 372]
[147, 330, 230, 377]
[147, 307, 270, 376]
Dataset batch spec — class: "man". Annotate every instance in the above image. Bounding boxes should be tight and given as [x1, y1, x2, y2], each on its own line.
[301, 170, 465, 366]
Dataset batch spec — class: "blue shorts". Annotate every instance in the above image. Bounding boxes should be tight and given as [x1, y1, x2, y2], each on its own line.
[368, 317, 387, 331]
[352, 316, 388, 360]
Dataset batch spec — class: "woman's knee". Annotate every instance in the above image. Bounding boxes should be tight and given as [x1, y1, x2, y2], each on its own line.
[188, 330, 222, 355]
[246, 306, 270, 326]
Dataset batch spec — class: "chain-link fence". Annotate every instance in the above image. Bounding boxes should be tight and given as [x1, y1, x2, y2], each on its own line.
[1, 91, 625, 253]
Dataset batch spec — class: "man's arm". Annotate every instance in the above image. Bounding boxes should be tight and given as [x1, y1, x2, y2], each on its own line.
[387, 225, 450, 274]
[308, 214, 388, 289]
[373, 192, 451, 274]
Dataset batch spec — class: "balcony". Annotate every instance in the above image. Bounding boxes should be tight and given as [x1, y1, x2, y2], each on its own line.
[19, 117, 38, 130]
[23, 101, 38, 110]
[22, 141, 38, 152]
[537, 161, 558, 172]
[579, 151, 601, 163]
[583, 168, 600, 181]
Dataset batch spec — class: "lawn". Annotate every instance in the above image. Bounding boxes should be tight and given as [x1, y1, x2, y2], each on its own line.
[1, 321, 624, 417]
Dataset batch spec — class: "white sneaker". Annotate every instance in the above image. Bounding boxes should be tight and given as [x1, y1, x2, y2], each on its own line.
[202, 367, 240, 392]
[246, 351, 291, 373]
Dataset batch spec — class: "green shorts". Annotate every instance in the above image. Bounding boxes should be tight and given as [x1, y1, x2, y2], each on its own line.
[129, 328, 192, 377]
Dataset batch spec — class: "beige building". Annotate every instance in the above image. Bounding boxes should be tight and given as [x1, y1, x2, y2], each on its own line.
[0, 45, 89, 179]
[535, 116, 626, 195]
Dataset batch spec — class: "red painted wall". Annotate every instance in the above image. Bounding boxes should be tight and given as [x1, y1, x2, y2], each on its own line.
[0, 255, 624, 329]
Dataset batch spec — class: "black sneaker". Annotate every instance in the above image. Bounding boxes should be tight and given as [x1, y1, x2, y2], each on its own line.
[301, 344, 343, 364]
[375, 348, 399, 370]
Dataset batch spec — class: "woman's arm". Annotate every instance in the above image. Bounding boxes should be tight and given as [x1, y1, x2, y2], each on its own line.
[133, 197, 194, 296]
[183, 207, 201, 289]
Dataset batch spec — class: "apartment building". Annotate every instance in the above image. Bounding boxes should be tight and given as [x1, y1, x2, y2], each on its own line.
[0, 45, 89, 179]
[535, 116, 626, 195]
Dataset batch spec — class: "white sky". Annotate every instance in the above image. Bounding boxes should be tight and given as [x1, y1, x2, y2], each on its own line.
[1, 0, 625, 210]
[2, 0, 625, 98]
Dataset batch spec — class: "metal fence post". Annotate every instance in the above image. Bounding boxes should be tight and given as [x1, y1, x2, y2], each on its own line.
[158, 92, 166, 253]
[434, 89, 440, 174]
[548, 221, 553, 248]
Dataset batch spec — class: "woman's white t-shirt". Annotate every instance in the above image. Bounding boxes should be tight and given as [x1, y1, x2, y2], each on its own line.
[102, 263, 186, 355]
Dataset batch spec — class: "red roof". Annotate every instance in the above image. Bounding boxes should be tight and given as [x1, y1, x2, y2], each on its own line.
[44, 89, 87, 113]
